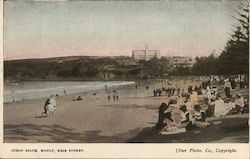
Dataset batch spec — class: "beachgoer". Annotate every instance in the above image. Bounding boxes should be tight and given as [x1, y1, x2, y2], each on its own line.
[168, 99, 177, 107]
[223, 98, 234, 113]
[43, 98, 50, 115]
[181, 89, 185, 97]
[194, 86, 198, 92]
[177, 87, 181, 97]
[192, 105, 210, 128]
[156, 103, 169, 129]
[108, 91, 111, 101]
[76, 96, 83, 101]
[104, 84, 108, 93]
[172, 87, 176, 96]
[162, 112, 177, 131]
[224, 79, 232, 98]
[190, 91, 199, 106]
[205, 98, 215, 117]
[43, 95, 57, 116]
[234, 93, 245, 113]
[49, 95, 57, 108]
[158, 88, 162, 96]
[116, 91, 119, 101]
[179, 105, 193, 128]
[211, 95, 226, 117]
[188, 85, 193, 94]
[230, 78, 236, 89]
[205, 88, 212, 105]
[185, 97, 193, 112]
[176, 96, 185, 107]
[113, 90, 116, 102]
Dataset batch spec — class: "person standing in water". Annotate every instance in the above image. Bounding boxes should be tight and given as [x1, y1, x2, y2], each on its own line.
[104, 84, 108, 93]
[113, 90, 117, 102]
[107, 91, 111, 101]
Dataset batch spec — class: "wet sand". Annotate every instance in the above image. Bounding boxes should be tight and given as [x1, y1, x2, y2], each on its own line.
[3, 79, 249, 143]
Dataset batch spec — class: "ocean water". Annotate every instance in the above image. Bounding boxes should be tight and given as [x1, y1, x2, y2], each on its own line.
[4, 81, 135, 103]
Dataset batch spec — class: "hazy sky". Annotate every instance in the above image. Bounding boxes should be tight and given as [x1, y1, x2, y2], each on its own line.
[4, 0, 240, 60]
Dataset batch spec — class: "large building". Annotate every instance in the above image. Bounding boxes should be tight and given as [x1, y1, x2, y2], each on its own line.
[132, 46, 160, 61]
[163, 56, 194, 67]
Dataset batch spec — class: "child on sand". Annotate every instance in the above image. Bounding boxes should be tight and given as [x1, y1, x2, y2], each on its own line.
[234, 93, 245, 113]
[161, 112, 177, 131]
[160, 108, 187, 135]
[192, 105, 210, 128]
[179, 105, 193, 128]
[185, 97, 193, 112]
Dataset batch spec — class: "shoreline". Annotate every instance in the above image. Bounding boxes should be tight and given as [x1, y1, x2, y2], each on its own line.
[3, 80, 137, 104]
[4, 75, 221, 83]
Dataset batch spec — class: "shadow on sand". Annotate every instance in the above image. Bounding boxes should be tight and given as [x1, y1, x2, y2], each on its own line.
[128, 117, 249, 143]
[4, 117, 248, 143]
[4, 124, 141, 143]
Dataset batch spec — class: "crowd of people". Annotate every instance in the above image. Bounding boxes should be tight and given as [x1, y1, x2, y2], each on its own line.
[41, 75, 248, 124]
[155, 75, 249, 134]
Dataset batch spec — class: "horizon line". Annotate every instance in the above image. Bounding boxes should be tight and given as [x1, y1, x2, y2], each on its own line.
[4, 53, 212, 61]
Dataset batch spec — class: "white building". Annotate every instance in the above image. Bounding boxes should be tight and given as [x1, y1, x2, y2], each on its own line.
[132, 46, 160, 61]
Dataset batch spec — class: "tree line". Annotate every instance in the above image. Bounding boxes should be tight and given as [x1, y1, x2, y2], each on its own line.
[173, 1, 249, 76]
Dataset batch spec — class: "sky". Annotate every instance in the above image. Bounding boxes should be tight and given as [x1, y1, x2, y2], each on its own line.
[4, 0, 240, 60]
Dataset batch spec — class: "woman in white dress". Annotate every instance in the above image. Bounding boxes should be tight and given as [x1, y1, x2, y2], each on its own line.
[212, 96, 232, 117]
[43, 95, 57, 116]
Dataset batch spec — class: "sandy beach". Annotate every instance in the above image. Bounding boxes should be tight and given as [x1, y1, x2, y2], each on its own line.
[3, 79, 249, 143]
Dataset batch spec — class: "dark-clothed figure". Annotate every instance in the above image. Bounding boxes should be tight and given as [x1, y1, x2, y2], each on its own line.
[156, 103, 169, 129]
[179, 105, 192, 128]
[113, 90, 117, 102]
[224, 79, 232, 98]
[188, 86, 193, 94]
[230, 78, 236, 90]
[44, 98, 50, 115]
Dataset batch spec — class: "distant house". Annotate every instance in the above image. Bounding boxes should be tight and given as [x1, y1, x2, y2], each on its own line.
[132, 46, 160, 61]
[162, 56, 194, 67]
[116, 58, 138, 66]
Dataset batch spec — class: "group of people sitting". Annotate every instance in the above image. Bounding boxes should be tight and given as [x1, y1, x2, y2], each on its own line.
[156, 99, 210, 134]
[206, 93, 249, 117]
[153, 87, 181, 97]
[153, 83, 206, 98]
[155, 87, 249, 134]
